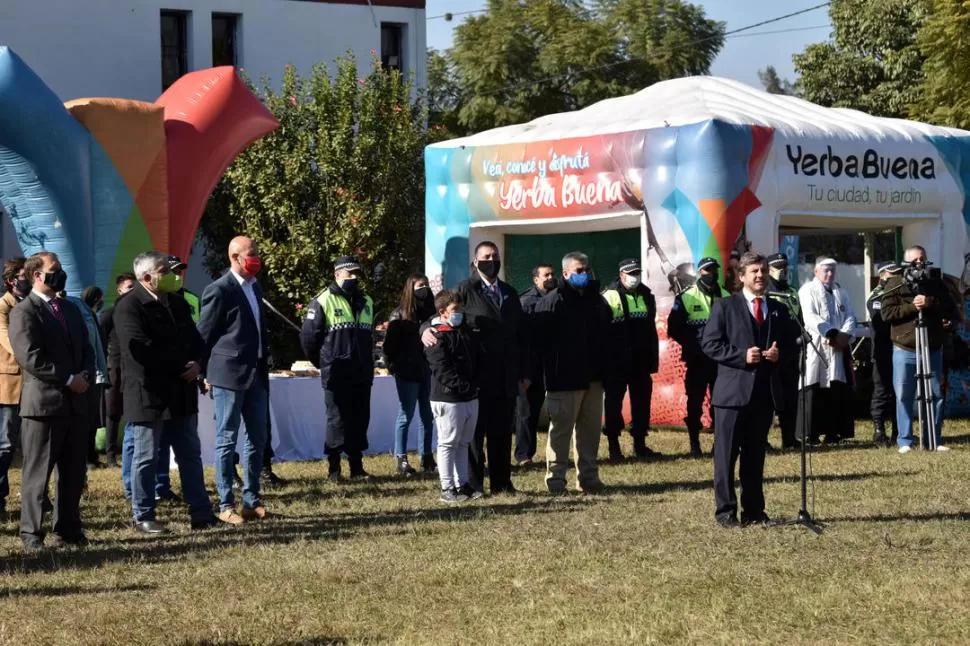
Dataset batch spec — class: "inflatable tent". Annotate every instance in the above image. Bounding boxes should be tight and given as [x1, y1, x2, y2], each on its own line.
[425, 76, 970, 424]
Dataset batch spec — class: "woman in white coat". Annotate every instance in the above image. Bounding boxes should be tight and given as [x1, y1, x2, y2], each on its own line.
[796, 258, 857, 444]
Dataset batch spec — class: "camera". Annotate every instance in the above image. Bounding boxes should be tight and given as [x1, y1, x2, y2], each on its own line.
[900, 260, 940, 294]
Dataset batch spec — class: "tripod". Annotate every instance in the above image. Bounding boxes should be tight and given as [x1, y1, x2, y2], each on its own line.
[914, 310, 939, 450]
[775, 311, 827, 535]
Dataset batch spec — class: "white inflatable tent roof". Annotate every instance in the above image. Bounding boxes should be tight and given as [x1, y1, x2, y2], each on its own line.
[430, 76, 970, 148]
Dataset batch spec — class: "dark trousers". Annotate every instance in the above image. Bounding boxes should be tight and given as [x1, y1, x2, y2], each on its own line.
[20, 415, 86, 543]
[469, 394, 515, 493]
[84, 384, 104, 464]
[871, 353, 896, 431]
[603, 372, 653, 437]
[514, 380, 545, 462]
[713, 398, 773, 521]
[324, 384, 372, 458]
[776, 363, 799, 447]
[796, 382, 854, 443]
[104, 362, 123, 460]
[684, 358, 717, 432]
[0, 404, 22, 506]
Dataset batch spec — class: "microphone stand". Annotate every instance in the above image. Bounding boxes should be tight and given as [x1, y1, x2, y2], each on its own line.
[261, 297, 303, 333]
[774, 299, 828, 535]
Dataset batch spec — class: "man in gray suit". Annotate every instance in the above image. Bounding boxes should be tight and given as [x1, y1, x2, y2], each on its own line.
[10, 251, 92, 552]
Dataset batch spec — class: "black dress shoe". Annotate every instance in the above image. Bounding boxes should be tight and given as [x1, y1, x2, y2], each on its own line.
[190, 516, 219, 530]
[133, 520, 168, 535]
[716, 515, 741, 529]
[51, 533, 89, 548]
[262, 468, 288, 487]
[741, 512, 771, 527]
[155, 489, 182, 504]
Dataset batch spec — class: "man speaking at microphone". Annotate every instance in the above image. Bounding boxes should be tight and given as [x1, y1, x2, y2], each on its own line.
[702, 252, 796, 528]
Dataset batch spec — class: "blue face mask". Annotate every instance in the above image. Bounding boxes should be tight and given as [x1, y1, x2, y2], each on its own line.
[568, 271, 590, 288]
[448, 312, 464, 327]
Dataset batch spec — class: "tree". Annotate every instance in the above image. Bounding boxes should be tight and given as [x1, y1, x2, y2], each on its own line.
[426, 48, 464, 136]
[444, 0, 724, 133]
[793, 0, 927, 118]
[199, 56, 430, 365]
[758, 65, 793, 95]
[914, 0, 970, 128]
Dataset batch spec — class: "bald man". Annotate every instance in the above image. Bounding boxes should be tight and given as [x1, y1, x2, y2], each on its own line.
[198, 236, 271, 525]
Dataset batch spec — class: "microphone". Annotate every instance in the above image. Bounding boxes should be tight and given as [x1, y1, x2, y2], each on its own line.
[766, 291, 795, 300]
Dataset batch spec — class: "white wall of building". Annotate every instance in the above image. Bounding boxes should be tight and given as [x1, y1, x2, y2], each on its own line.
[0, 0, 426, 102]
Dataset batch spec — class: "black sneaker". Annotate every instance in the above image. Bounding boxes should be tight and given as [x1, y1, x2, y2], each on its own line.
[396, 457, 416, 477]
[155, 490, 182, 504]
[458, 484, 484, 500]
[421, 453, 437, 474]
[440, 488, 469, 503]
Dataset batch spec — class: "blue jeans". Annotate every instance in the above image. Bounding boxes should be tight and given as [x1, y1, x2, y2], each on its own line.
[213, 379, 268, 511]
[0, 404, 21, 504]
[130, 415, 211, 522]
[393, 372, 434, 457]
[155, 429, 173, 495]
[122, 422, 134, 501]
[892, 347, 944, 448]
[122, 422, 171, 501]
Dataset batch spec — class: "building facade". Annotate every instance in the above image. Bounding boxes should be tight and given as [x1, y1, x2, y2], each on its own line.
[0, 0, 426, 101]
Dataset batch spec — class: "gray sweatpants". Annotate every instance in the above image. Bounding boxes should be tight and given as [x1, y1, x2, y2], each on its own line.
[432, 399, 479, 491]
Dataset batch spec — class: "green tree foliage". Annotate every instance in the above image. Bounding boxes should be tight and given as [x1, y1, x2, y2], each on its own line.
[757, 65, 793, 95]
[437, 0, 724, 133]
[200, 56, 430, 365]
[914, 0, 970, 128]
[793, 0, 927, 118]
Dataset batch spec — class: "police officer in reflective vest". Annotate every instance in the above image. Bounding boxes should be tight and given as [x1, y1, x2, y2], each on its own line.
[766, 252, 801, 449]
[300, 255, 375, 481]
[867, 261, 901, 445]
[602, 258, 659, 461]
[667, 257, 728, 456]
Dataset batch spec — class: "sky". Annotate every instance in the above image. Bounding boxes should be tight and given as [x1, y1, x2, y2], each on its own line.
[425, 0, 834, 90]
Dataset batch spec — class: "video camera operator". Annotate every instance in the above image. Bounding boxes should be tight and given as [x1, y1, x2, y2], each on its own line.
[880, 245, 959, 453]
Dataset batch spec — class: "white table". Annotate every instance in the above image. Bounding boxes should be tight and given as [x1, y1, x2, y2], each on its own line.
[195, 374, 434, 465]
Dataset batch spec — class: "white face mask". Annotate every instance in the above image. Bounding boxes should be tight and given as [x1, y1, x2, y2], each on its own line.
[622, 275, 641, 290]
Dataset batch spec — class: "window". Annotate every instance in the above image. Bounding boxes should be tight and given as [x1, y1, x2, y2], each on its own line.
[381, 23, 404, 72]
[160, 10, 189, 91]
[212, 13, 239, 67]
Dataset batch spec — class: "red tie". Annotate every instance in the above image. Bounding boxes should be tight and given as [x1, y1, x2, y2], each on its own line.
[49, 298, 69, 333]
[753, 297, 764, 325]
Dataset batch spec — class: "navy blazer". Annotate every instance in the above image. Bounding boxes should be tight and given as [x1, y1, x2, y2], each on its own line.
[701, 292, 796, 410]
[197, 270, 269, 390]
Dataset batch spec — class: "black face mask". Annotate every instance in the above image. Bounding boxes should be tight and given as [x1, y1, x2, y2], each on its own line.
[42, 269, 67, 293]
[414, 286, 431, 300]
[698, 273, 718, 290]
[541, 278, 557, 292]
[477, 259, 500, 280]
[14, 279, 30, 295]
[776, 277, 789, 289]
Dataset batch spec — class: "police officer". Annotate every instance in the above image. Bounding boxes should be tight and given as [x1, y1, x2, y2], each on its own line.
[301, 255, 375, 481]
[667, 257, 728, 456]
[166, 255, 201, 323]
[766, 252, 801, 449]
[867, 261, 901, 445]
[602, 258, 659, 461]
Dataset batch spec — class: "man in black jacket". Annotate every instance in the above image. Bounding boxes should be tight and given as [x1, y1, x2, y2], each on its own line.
[10, 252, 92, 551]
[534, 251, 612, 495]
[602, 259, 659, 461]
[866, 262, 901, 445]
[114, 251, 216, 534]
[99, 273, 136, 468]
[514, 263, 555, 466]
[423, 241, 528, 495]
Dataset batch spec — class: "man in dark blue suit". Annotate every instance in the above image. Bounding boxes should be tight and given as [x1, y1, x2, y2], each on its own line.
[198, 236, 270, 525]
[702, 251, 796, 528]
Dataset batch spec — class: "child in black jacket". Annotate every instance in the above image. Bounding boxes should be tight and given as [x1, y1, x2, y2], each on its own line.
[424, 289, 480, 503]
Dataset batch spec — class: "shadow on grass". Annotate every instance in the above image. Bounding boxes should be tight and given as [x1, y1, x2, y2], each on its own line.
[604, 471, 914, 496]
[187, 640, 349, 646]
[825, 510, 970, 523]
[0, 582, 156, 597]
[3, 497, 594, 576]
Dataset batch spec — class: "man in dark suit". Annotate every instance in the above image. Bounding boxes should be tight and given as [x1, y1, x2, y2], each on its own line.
[197, 236, 270, 525]
[424, 241, 529, 495]
[702, 251, 796, 528]
[114, 251, 215, 534]
[98, 272, 136, 468]
[514, 263, 555, 467]
[9, 251, 92, 551]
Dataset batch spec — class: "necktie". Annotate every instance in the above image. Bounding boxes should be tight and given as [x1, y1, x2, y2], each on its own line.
[487, 283, 500, 306]
[49, 298, 69, 333]
[753, 297, 764, 325]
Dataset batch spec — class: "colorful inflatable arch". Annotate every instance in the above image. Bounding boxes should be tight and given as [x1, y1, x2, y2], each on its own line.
[0, 46, 279, 299]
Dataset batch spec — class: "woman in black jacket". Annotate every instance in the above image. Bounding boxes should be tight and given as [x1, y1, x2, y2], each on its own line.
[382, 274, 437, 475]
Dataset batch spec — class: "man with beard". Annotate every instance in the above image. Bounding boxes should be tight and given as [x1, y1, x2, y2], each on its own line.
[796, 258, 857, 445]
[765, 253, 801, 450]
[667, 257, 729, 457]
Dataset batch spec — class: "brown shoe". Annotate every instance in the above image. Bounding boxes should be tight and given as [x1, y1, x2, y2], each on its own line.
[241, 505, 268, 521]
[217, 508, 244, 525]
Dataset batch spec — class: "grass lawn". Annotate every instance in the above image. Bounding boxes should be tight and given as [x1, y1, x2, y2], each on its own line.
[3, 420, 970, 645]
